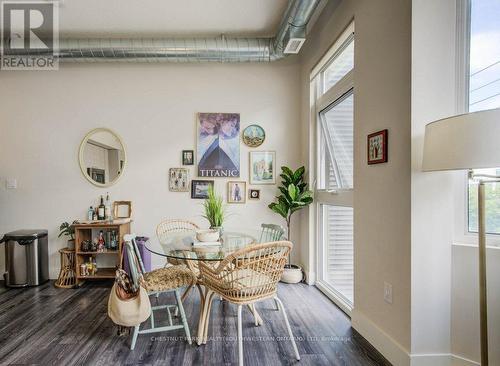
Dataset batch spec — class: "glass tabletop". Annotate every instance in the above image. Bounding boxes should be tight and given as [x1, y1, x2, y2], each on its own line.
[145, 230, 257, 262]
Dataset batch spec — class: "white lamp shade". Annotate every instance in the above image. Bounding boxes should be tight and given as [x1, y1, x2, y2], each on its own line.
[422, 108, 500, 172]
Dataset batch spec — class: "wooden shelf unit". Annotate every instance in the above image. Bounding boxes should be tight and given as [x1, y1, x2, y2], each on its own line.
[73, 220, 131, 282]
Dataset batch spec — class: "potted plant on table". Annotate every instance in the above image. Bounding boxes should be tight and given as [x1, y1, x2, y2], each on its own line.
[202, 185, 226, 237]
[58, 221, 78, 250]
[269, 166, 313, 283]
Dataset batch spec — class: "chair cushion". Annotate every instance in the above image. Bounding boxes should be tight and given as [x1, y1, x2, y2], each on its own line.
[143, 265, 196, 292]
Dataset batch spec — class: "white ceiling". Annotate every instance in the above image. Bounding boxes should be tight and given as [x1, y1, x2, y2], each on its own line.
[56, 0, 289, 37]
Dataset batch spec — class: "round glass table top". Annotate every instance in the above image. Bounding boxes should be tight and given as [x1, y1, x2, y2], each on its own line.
[145, 230, 257, 262]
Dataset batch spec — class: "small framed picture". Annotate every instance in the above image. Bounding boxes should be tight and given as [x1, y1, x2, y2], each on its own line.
[182, 150, 194, 165]
[249, 151, 276, 184]
[242, 124, 265, 147]
[367, 129, 388, 164]
[169, 168, 189, 192]
[191, 180, 214, 199]
[227, 181, 246, 203]
[249, 189, 260, 200]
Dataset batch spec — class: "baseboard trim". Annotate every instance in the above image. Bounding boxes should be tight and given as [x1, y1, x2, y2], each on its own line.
[305, 270, 316, 285]
[351, 309, 411, 366]
[451, 354, 479, 366]
[410, 353, 451, 366]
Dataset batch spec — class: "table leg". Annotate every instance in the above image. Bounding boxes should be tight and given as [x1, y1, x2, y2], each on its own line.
[247, 303, 263, 326]
[203, 291, 216, 344]
[197, 286, 212, 345]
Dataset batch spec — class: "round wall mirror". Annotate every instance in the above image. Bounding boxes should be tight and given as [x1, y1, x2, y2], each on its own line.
[79, 128, 127, 187]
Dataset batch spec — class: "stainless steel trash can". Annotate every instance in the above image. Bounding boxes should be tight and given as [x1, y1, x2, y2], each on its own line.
[1, 230, 49, 287]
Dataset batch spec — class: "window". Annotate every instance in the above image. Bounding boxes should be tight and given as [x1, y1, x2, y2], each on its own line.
[467, 0, 500, 235]
[312, 22, 354, 313]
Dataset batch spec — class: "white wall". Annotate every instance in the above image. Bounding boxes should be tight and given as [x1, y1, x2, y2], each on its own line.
[411, 0, 457, 363]
[299, 0, 412, 364]
[0, 61, 302, 279]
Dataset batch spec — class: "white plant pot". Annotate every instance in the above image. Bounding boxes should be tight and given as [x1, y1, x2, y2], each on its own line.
[280, 264, 303, 284]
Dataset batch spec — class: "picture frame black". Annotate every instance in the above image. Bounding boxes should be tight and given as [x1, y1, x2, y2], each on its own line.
[182, 150, 194, 165]
[191, 180, 214, 199]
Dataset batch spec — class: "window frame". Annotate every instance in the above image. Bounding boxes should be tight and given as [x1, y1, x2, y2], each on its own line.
[309, 21, 355, 315]
[455, 0, 500, 246]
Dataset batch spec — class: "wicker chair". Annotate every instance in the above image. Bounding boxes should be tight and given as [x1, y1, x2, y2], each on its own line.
[156, 219, 201, 297]
[198, 241, 300, 366]
[123, 235, 196, 350]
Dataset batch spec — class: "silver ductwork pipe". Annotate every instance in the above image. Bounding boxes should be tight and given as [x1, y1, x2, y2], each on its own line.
[12, 0, 320, 62]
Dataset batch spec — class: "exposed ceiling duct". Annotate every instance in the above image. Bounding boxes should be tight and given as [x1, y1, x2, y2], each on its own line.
[12, 0, 321, 63]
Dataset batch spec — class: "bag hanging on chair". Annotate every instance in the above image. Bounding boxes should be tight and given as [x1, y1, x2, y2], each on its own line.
[108, 248, 151, 327]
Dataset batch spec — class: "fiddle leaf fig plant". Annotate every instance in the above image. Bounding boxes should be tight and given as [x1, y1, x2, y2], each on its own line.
[268, 166, 313, 263]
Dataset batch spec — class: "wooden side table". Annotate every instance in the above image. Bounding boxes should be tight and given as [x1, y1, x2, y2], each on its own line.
[55, 248, 77, 288]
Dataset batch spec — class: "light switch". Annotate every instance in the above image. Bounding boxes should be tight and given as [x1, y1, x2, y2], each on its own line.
[6, 178, 17, 189]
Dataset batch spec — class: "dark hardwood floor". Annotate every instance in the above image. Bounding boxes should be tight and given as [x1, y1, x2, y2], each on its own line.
[0, 281, 390, 365]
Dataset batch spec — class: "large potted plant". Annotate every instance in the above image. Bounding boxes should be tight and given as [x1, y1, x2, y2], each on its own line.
[58, 221, 78, 250]
[269, 166, 313, 283]
[202, 185, 226, 235]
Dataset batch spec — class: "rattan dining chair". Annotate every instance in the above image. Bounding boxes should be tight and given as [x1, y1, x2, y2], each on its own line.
[198, 241, 300, 366]
[123, 234, 196, 350]
[156, 219, 201, 298]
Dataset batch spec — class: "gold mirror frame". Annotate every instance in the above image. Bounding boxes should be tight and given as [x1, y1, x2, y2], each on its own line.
[78, 128, 127, 188]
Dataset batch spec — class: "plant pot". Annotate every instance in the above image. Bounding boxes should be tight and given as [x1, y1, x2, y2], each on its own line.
[280, 264, 303, 284]
[67, 239, 75, 251]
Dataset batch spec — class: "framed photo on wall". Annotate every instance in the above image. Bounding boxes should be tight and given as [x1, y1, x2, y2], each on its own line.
[191, 180, 214, 199]
[227, 181, 246, 203]
[367, 129, 388, 164]
[249, 189, 260, 200]
[182, 150, 194, 165]
[169, 168, 189, 192]
[197, 113, 240, 178]
[250, 151, 276, 184]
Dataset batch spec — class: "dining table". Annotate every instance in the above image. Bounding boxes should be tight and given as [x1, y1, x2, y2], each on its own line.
[145, 230, 263, 345]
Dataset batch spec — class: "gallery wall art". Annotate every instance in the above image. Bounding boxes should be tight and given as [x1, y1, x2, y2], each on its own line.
[191, 180, 215, 199]
[250, 151, 276, 184]
[242, 124, 265, 147]
[169, 168, 189, 192]
[197, 113, 240, 178]
[228, 181, 246, 203]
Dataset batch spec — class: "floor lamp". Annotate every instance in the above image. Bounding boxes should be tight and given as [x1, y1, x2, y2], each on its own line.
[422, 108, 500, 366]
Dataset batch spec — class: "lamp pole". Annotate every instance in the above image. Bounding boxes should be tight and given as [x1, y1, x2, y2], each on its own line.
[471, 171, 500, 366]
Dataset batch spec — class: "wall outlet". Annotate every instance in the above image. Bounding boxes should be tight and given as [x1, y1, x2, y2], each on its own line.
[384, 282, 393, 304]
[6, 178, 17, 189]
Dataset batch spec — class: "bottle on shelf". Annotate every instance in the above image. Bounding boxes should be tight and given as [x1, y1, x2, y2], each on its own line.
[92, 207, 98, 221]
[87, 206, 94, 221]
[98, 230, 105, 252]
[98, 195, 105, 220]
[105, 192, 112, 221]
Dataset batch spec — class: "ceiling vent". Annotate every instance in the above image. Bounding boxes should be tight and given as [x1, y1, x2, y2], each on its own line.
[283, 25, 306, 54]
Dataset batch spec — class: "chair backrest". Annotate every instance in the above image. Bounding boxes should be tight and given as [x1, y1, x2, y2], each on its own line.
[258, 224, 285, 243]
[123, 235, 144, 291]
[200, 241, 292, 303]
[156, 219, 200, 243]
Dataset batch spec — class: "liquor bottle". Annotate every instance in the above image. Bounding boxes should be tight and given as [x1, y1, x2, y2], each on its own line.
[88, 206, 93, 221]
[92, 208, 97, 221]
[104, 192, 112, 221]
[98, 195, 105, 220]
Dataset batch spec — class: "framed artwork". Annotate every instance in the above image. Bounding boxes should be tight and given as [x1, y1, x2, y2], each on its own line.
[367, 129, 388, 164]
[242, 124, 265, 147]
[250, 151, 276, 184]
[191, 180, 214, 199]
[169, 168, 189, 192]
[182, 150, 194, 165]
[249, 189, 260, 200]
[113, 201, 132, 218]
[227, 181, 246, 203]
[197, 112, 240, 178]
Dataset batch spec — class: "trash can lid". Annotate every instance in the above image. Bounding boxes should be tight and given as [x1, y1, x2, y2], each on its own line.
[1, 229, 48, 242]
